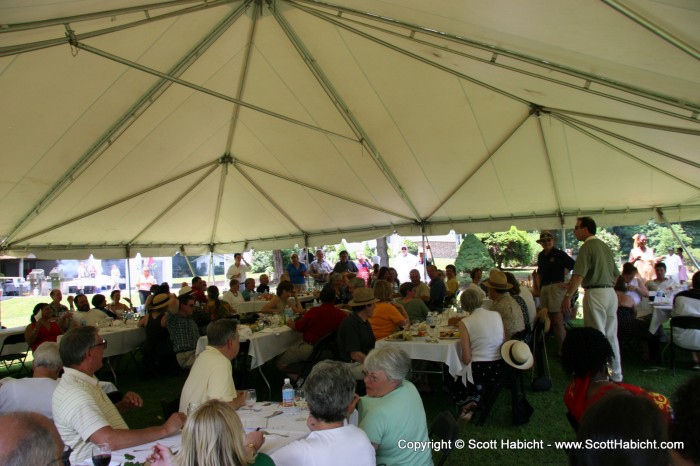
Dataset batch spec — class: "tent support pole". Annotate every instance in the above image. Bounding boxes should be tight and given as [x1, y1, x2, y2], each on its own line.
[209, 245, 215, 285]
[655, 209, 699, 271]
[126, 246, 132, 306]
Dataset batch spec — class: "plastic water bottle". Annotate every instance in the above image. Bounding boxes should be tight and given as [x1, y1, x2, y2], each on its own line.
[282, 378, 295, 415]
[284, 306, 294, 325]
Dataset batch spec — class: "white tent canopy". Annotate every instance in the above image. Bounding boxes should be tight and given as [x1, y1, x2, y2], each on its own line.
[1, 0, 699, 259]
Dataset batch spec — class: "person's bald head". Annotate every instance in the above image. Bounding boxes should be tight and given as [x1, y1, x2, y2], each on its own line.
[0, 412, 64, 466]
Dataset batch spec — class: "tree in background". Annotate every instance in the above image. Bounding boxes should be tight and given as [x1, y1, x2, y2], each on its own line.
[477, 226, 534, 268]
[455, 234, 495, 273]
[376, 237, 389, 267]
[566, 228, 621, 259]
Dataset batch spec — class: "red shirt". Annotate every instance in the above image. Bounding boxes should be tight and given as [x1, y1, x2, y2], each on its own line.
[294, 302, 347, 344]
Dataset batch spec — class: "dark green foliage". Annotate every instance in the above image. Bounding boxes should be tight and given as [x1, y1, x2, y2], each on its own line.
[455, 234, 495, 273]
[477, 226, 534, 268]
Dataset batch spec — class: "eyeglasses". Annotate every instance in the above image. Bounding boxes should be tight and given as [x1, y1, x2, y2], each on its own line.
[91, 339, 108, 349]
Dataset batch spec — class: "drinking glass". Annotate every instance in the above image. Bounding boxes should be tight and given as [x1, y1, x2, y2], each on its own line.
[245, 389, 257, 411]
[294, 388, 306, 410]
[92, 443, 111, 466]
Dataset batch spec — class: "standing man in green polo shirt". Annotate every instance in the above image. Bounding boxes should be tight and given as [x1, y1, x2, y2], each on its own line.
[562, 216, 622, 382]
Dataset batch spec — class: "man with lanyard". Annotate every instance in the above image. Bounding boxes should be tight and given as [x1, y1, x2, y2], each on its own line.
[536, 231, 575, 353]
[562, 217, 622, 382]
[309, 250, 332, 284]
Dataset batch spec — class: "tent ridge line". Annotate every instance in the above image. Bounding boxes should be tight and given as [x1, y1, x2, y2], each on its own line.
[0, 0, 240, 57]
[129, 163, 221, 245]
[225, 0, 260, 153]
[74, 42, 358, 142]
[289, 1, 531, 107]
[304, 3, 700, 122]
[270, 3, 423, 220]
[602, 0, 700, 62]
[236, 160, 414, 221]
[209, 156, 232, 244]
[551, 114, 700, 191]
[286, 0, 700, 114]
[553, 113, 700, 171]
[1, 3, 251, 247]
[536, 113, 565, 218]
[233, 164, 307, 234]
[0, 0, 231, 33]
[8, 160, 220, 248]
[543, 107, 700, 132]
[424, 112, 531, 220]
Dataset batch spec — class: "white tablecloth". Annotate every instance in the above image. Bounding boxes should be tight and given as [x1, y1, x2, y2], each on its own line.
[57, 324, 145, 358]
[650, 303, 673, 334]
[197, 326, 302, 369]
[80, 402, 312, 465]
[376, 332, 473, 383]
[239, 300, 267, 314]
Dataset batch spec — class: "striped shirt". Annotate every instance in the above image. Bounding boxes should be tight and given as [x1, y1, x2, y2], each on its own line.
[53, 367, 128, 464]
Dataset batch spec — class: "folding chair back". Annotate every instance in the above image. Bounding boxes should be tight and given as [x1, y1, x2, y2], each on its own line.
[0, 332, 30, 377]
[670, 316, 700, 376]
[429, 411, 460, 466]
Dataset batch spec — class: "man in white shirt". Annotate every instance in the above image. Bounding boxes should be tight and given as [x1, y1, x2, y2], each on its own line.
[53, 326, 185, 464]
[73, 294, 109, 326]
[226, 253, 250, 282]
[393, 245, 419, 283]
[179, 319, 246, 412]
[646, 262, 677, 294]
[271, 360, 375, 466]
[0, 342, 62, 419]
[664, 248, 682, 284]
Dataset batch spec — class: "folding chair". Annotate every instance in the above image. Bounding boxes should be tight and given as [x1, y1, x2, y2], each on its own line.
[670, 316, 700, 376]
[0, 333, 30, 377]
[232, 340, 252, 389]
[429, 411, 460, 466]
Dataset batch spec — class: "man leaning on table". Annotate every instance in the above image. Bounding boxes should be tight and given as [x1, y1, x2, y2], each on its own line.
[53, 326, 185, 464]
[562, 216, 622, 382]
[179, 319, 247, 412]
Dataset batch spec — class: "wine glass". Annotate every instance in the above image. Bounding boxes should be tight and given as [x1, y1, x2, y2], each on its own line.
[294, 388, 306, 410]
[92, 443, 111, 466]
[245, 389, 257, 411]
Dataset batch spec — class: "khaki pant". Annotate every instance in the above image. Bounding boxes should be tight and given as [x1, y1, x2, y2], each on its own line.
[176, 350, 196, 369]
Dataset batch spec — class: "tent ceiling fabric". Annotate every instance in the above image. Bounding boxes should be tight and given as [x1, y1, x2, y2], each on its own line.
[1, 0, 699, 259]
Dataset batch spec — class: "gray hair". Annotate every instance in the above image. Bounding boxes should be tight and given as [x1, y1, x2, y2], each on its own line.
[207, 319, 238, 347]
[304, 361, 356, 423]
[0, 412, 62, 466]
[329, 272, 342, 284]
[364, 346, 411, 383]
[350, 277, 365, 289]
[33, 342, 62, 371]
[59, 326, 98, 368]
[460, 288, 483, 312]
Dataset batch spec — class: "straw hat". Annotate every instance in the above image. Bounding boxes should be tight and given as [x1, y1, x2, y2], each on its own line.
[347, 288, 379, 307]
[482, 270, 513, 290]
[178, 286, 194, 297]
[149, 293, 171, 310]
[501, 340, 534, 370]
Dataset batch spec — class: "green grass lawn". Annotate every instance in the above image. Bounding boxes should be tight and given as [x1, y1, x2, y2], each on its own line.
[2, 319, 696, 465]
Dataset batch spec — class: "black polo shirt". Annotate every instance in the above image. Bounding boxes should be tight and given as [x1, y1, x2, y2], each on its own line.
[537, 247, 576, 286]
[337, 311, 375, 362]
